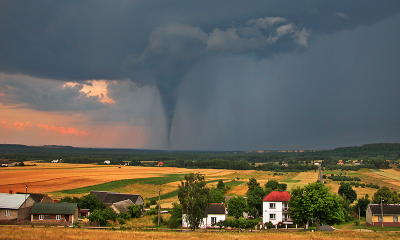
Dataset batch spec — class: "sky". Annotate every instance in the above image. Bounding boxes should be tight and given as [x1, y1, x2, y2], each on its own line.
[1, 1, 400, 151]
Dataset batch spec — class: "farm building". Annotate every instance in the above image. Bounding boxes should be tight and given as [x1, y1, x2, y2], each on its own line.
[90, 191, 144, 206]
[366, 204, 400, 227]
[263, 191, 293, 227]
[182, 203, 226, 229]
[110, 199, 135, 214]
[0, 193, 35, 224]
[16, 192, 53, 203]
[30, 202, 78, 226]
[0, 159, 17, 167]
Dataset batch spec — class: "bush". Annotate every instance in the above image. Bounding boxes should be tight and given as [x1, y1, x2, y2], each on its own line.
[146, 208, 158, 215]
[153, 215, 163, 225]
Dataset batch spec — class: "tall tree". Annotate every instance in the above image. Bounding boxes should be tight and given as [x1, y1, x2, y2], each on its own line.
[353, 196, 371, 217]
[338, 181, 357, 203]
[246, 178, 265, 217]
[289, 182, 345, 231]
[265, 180, 279, 190]
[372, 186, 400, 204]
[227, 197, 247, 219]
[178, 173, 211, 231]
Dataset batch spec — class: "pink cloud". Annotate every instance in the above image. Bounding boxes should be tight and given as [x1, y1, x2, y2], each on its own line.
[37, 123, 90, 136]
[0, 121, 32, 131]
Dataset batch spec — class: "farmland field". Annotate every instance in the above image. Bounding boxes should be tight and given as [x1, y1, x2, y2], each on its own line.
[1, 163, 400, 208]
[0, 226, 399, 240]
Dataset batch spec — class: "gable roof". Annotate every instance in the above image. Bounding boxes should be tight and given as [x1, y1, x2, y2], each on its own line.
[103, 193, 142, 205]
[17, 192, 52, 203]
[205, 203, 225, 215]
[368, 204, 400, 215]
[90, 191, 119, 202]
[112, 199, 134, 213]
[30, 202, 78, 214]
[90, 191, 143, 205]
[0, 193, 31, 209]
[263, 191, 291, 202]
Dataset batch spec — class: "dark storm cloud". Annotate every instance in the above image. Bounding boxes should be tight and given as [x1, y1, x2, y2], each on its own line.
[1, 0, 400, 149]
[0, 74, 106, 111]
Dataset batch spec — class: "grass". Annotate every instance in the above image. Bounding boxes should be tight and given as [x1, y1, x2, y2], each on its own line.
[57, 174, 185, 194]
[280, 179, 301, 183]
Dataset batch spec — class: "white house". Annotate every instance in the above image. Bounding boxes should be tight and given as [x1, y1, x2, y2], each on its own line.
[263, 191, 293, 226]
[182, 203, 226, 229]
[104, 160, 111, 165]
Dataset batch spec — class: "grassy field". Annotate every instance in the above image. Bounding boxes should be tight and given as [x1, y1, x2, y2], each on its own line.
[0, 226, 399, 240]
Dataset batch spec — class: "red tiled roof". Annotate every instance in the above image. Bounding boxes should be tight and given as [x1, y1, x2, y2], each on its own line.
[263, 191, 291, 202]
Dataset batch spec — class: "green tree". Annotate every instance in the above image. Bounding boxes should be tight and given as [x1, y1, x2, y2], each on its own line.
[265, 180, 279, 190]
[338, 182, 357, 203]
[217, 180, 226, 191]
[278, 183, 287, 191]
[289, 182, 345, 231]
[178, 173, 211, 231]
[78, 194, 105, 212]
[168, 202, 183, 228]
[210, 188, 225, 203]
[88, 208, 118, 226]
[227, 196, 247, 219]
[127, 204, 141, 218]
[247, 178, 260, 191]
[353, 196, 370, 217]
[372, 186, 400, 204]
[246, 185, 265, 217]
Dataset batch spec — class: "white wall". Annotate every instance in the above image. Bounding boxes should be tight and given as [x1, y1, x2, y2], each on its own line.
[263, 201, 283, 225]
[182, 214, 225, 229]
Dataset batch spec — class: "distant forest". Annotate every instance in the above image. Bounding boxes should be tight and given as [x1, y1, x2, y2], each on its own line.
[0, 143, 399, 171]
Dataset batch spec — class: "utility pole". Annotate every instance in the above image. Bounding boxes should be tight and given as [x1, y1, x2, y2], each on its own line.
[381, 197, 384, 228]
[158, 189, 161, 226]
[358, 206, 361, 231]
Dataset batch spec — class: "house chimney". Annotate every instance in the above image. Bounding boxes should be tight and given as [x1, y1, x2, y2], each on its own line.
[9, 190, 12, 194]
[54, 200, 58, 203]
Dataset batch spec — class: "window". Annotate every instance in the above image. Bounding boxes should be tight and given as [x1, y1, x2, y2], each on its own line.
[211, 217, 217, 224]
[56, 215, 61, 220]
[39, 215, 44, 220]
[269, 203, 276, 209]
[394, 216, 398, 222]
[270, 214, 276, 220]
[283, 203, 288, 210]
[378, 216, 383, 222]
[5, 209, 10, 216]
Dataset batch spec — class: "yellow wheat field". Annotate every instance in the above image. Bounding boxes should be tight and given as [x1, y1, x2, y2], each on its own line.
[0, 226, 399, 240]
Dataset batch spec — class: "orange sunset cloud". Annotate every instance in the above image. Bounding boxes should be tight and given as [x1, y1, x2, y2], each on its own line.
[0, 121, 32, 131]
[1, 120, 91, 137]
[37, 123, 90, 136]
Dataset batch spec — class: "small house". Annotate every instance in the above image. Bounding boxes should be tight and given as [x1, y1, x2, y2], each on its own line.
[263, 191, 293, 226]
[110, 199, 134, 214]
[366, 204, 400, 227]
[30, 202, 78, 226]
[0, 193, 35, 224]
[182, 203, 226, 229]
[104, 160, 111, 165]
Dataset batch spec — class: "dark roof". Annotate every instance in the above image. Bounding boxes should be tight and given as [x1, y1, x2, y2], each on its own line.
[112, 199, 134, 213]
[30, 202, 77, 214]
[263, 191, 291, 202]
[90, 191, 119, 202]
[103, 193, 142, 204]
[90, 191, 143, 205]
[205, 203, 225, 215]
[16, 192, 52, 203]
[369, 204, 400, 215]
